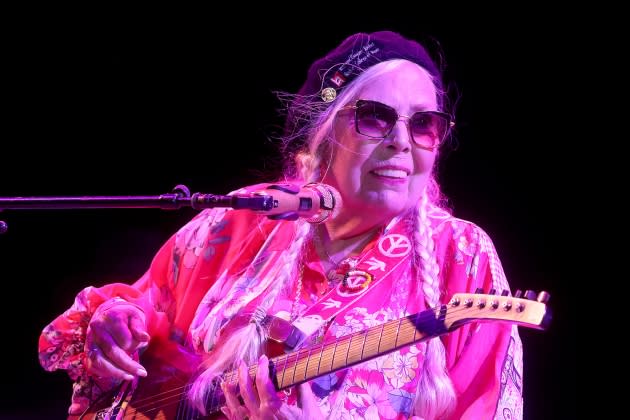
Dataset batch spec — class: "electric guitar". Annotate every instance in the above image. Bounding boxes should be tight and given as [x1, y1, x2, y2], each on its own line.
[74, 289, 551, 419]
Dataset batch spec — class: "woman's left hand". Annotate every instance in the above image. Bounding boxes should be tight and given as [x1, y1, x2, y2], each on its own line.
[221, 355, 322, 420]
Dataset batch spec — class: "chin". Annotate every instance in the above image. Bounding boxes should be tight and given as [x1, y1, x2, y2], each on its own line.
[361, 191, 413, 216]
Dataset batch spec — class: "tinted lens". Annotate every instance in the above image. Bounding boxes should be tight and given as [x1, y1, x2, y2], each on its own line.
[355, 101, 397, 138]
[410, 112, 449, 148]
[353, 100, 451, 148]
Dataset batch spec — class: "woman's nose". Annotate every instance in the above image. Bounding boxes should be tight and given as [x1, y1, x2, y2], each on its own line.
[384, 118, 413, 152]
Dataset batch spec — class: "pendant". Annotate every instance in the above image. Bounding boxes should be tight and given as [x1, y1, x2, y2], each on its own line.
[327, 268, 344, 284]
[327, 269, 349, 292]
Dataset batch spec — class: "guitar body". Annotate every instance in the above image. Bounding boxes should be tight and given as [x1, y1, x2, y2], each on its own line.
[72, 350, 217, 420]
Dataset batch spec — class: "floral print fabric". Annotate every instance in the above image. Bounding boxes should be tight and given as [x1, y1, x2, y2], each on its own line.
[39, 206, 523, 419]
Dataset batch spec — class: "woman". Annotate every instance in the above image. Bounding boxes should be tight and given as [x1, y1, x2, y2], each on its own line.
[39, 31, 523, 419]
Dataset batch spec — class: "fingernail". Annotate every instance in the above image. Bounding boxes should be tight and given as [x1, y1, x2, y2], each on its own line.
[137, 368, 147, 377]
[124, 374, 134, 381]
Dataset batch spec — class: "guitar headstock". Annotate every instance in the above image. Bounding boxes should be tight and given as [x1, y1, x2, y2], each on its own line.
[444, 289, 551, 331]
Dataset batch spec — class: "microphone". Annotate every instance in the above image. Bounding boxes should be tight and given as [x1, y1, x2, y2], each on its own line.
[190, 182, 341, 223]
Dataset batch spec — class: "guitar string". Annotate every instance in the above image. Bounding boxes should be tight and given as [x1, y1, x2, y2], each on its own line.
[116, 298, 535, 416]
[122, 300, 531, 415]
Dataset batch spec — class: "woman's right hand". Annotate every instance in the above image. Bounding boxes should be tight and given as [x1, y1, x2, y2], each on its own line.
[84, 302, 150, 381]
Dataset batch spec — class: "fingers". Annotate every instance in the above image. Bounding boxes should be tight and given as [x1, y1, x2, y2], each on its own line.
[101, 305, 147, 351]
[103, 310, 133, 350]
[85, 345, 138, 381]
[255, 355, 281, 412]
[221, 378, 248, 420]
[88, 324, 147, 377]
[238, 360, 259, 414]
[129, 316, 150, 344]
[297, 382, 323, 419]
[222, 356, 283, 419]
[86, 303, 149, 380]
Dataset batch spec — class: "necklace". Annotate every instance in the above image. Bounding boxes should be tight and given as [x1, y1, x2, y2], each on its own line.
[314, 226, 382, 284]
[290, 258, 305, 322]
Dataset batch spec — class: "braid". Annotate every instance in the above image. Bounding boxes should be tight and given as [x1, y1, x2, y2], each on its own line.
[415, 193, 441, 305]
[188, 220, 313, 414]
[412, 192, 456, 420]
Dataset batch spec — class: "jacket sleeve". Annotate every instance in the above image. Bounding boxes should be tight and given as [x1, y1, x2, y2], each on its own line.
[37, 208, 233, 414]
[439, 221, 525, 420]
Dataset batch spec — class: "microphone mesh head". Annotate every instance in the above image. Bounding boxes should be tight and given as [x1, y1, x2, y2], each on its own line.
[303, 183, 342, 224]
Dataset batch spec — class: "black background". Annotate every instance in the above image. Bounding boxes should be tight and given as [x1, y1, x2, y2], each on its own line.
[1, 7, 577, 419]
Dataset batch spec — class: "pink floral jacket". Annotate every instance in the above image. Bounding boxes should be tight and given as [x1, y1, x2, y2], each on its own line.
[39, 208, 524, 419]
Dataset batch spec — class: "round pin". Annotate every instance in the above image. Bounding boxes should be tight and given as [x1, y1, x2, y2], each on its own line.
[321, 87, 337, 102]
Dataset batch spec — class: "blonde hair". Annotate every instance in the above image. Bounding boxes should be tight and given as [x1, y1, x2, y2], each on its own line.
[187, 219, 312, 413]
[411, 192, 456, 419]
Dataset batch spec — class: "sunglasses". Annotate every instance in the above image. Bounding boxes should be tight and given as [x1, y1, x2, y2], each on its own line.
[341, 100, 454, 150]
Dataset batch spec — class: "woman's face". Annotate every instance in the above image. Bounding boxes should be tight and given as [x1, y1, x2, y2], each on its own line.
[323, 61, 440, 222]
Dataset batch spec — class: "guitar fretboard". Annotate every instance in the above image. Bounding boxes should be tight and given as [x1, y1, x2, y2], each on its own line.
[222, 307, 446, 391]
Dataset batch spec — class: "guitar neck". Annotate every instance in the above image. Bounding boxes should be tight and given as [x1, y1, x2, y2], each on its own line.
[222, 308, 447, 390]
[216, 291, 549, 406]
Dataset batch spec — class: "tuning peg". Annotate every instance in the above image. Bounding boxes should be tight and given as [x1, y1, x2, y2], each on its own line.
[524, 290, 537, 300]
[537, 291, 551, 303]
[501, 290, 510, 296]
[475, 287, 484, 294]
[514, 290, 523, 298]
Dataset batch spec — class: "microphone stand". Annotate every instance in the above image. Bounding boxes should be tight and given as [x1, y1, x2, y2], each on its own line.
[0, 184, 274, 234]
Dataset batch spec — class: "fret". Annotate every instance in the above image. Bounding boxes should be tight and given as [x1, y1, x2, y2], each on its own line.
[347, 331, 366, 365]
[394, 317, 403, 348]
[379, 319, 399, 353]
[304, 346, 313, 380]
[397, 318, 416, 347]
[279, 353, 289, 388]
[332, 336, 352, 371]
[360, 330, 367, 361]
[294, 348, 312, 383]
[329, 339, 339, 373]
[362, 324, 383, 360]
[316, 342, 325, 376]
[291, 349, 301, 385]
[377, 322, 385, 353]
[345, 334, 352, 366]
[305, 344, 323, 380]
[333, 336, 352, 369]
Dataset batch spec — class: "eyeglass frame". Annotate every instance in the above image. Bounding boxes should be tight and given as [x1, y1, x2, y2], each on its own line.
[339, 99, 455, 151]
